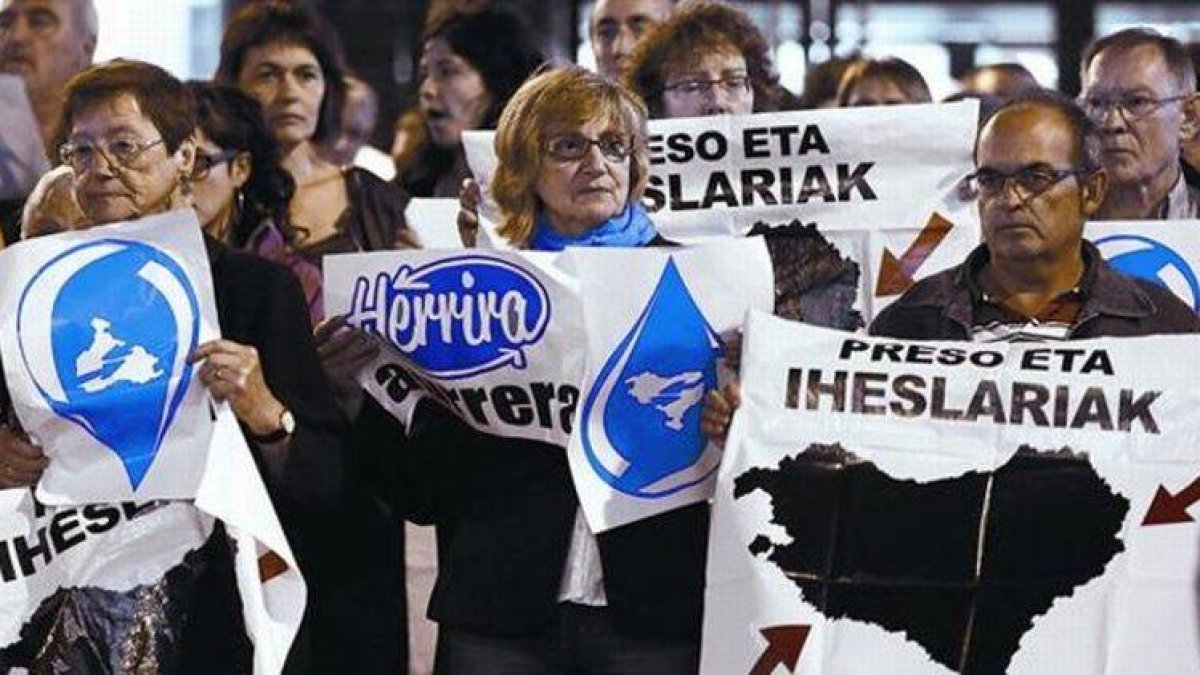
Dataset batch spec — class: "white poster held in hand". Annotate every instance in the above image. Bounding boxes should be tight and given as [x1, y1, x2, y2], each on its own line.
[0, 210, 220, 504]
[566, 239, 773, 532]
[324, 249, 586, 446]
[704, 310, 1200, 674]
[0, 405, 307, 675]
[0, 74, 49, 202]
[464, 102, 980, 242]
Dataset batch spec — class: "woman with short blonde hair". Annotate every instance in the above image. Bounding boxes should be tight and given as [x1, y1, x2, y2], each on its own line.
[491, 66, 651, 246]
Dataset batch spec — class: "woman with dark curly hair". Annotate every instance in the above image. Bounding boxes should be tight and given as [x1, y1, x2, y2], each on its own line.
[398, 6, 545, 198]
[624, 0, 778, 118]
[187, 82, 326, 325]
[216, 1, 417, 280]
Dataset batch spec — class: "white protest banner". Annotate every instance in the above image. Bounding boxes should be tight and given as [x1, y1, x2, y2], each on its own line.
[0, 74, 49, 202]
[0, 210, 219, 504]
[705, 310, 1200, 674]
[0, 407, 305, 675]
[0, 210, 305, 673]
[1086, 219, 1200, 314]
[566, 239, 773, 531]
[464, 102, 979, 241]
[324, 249, 585, 446]
[404, 198, 509, 251]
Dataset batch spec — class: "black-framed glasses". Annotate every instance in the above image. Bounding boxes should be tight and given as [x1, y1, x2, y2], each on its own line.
[964, 164, 1092, 202]
[661, 74, 751, 97]
[544, 133, 634, 162]
[1077, 93, 1190, 121]
[59, 137, 164, 171]
[193, 148, 242, 180]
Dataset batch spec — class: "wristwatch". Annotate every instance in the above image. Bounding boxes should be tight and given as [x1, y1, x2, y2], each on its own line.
[249, 408, 295, 444]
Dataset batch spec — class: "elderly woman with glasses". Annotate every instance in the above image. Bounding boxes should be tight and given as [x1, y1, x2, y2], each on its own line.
[329, 66, 704, 674]
[623, 0, 779, 119]
[0, 59, 345, 672]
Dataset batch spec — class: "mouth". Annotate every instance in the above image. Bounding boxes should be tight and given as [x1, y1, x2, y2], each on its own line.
[990, 221, 1038, 236]
[271, 112, 307, 126]
[0, 54, 34, 71]
[423, 108, 449, 124]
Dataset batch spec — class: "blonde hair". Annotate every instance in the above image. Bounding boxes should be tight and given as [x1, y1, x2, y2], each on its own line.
[492, 66, 649, 247]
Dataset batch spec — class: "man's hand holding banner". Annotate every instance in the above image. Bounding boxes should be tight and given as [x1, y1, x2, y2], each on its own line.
[704, 310, 1200, 674]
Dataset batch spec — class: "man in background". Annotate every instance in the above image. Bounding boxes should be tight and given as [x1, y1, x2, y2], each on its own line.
[589, 0, 672, 81]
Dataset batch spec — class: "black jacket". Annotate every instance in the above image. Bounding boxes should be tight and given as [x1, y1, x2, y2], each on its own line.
[870, 241, 1200, 339]
[353, 396, 707, 641]
[202, 240, 404, 674]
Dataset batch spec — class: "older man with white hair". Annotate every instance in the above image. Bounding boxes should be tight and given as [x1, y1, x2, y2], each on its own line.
[0, 0, 97, 153]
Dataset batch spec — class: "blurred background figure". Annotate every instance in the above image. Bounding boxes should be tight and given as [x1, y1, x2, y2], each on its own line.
[397, 6, 543, 199]
[327, 74, 396, 181]
[0, 0, 96, 156]
[0, 0, 97, 241]
[797, 54, 861, 109]
[625, 0, 778, 118]
[589, 0, 673, 81]
[957, 62, 1041, 98]
[217, 1, 416, 277]
[836, 56, 931, 106]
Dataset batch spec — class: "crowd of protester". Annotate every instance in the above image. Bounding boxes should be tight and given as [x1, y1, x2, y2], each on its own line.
[1, 0, 1199, 672]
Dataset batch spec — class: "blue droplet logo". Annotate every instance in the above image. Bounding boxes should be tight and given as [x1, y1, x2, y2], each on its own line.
[17, 239, 200, 489]
[580, 258, 723, 498]
[1095, 234, 1200, 311]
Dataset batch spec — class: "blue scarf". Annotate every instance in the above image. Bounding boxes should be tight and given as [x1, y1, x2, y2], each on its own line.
[529, 202, 658, 251]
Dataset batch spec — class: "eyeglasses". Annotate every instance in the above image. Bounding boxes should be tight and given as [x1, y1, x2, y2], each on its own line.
[193, 149, 242, 181]
[544, 133, 634, 162]
[964, 164, 1092, 202]
[661, 75, 751, 98]
[59, 137, 165, 171]
[1077, 93, 1190, 121]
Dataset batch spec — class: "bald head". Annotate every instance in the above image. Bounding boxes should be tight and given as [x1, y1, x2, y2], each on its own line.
[959, 63, 1039, 99]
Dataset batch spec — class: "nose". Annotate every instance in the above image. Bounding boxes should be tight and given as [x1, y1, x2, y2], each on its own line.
[702, 84, 733, 116]
[1094, 103, 1128, 131]
[418, 74, 438, 103]
[612, 25, 635, 59]
[579, 142, 607, 171]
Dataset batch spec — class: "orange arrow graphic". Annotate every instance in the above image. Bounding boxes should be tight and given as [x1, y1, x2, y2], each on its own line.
[875, 213, 954, 297]
[1143, 475, 1200, 526]
[750, 625, 811, 675]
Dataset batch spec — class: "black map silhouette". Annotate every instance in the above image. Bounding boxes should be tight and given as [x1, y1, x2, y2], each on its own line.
[735, 443, 1129, 674]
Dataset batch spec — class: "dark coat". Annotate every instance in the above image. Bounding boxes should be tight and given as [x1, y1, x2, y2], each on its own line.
[870, 241, 1200, 340]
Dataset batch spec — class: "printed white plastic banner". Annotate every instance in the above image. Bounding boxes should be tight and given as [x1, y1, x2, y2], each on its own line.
[463, 102, 980, 242]
[324, 249, 586, 446]
[0, 210, 219, 504]
[704, 310, 1200, 674]
[0, 211, 304, 674]
[566, 239, 773, 531]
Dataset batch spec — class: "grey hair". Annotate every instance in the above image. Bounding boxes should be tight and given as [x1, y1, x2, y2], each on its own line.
[70, 0, 98, 46]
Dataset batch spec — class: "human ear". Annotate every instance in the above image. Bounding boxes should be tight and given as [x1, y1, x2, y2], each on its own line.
[1180, 94, 1200, 141]
[229, 153, 252, 189]
[1080, 167, 1108, 217]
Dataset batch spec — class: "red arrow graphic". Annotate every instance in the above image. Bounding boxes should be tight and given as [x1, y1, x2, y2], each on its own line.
[749, 625, 811, 675]
[1142, 476, 1200, 526]
[875, 213, 954, 297]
